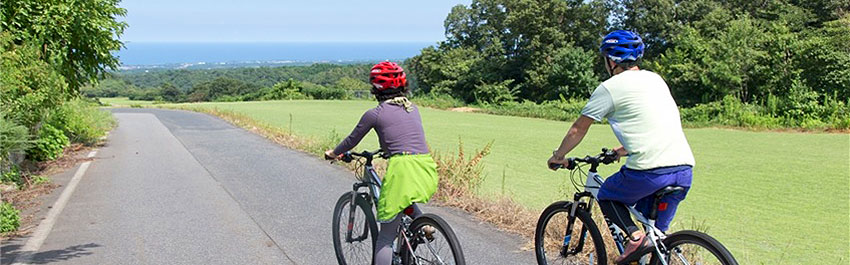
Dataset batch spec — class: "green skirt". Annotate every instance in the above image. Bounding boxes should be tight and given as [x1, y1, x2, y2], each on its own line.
[377, 154, 439, 222]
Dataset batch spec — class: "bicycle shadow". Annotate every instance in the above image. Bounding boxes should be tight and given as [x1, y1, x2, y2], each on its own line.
[1, 243, 101, 265]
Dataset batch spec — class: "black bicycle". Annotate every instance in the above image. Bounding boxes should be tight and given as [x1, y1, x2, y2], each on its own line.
[330, 149, 465, 265]
[536, 148, 738, 265]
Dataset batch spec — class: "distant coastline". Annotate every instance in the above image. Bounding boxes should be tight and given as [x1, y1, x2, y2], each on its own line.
[116, 42, 434, 68]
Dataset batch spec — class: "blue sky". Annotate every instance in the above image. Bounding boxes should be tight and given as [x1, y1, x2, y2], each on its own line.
[120, 0, 470, 43]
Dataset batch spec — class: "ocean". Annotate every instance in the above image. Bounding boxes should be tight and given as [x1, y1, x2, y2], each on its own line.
[116, 42, 435, 66]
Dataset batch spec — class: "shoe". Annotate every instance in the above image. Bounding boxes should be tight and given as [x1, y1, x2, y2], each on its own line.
[615, 233, 651, 264]
[422, 225, 436, 241]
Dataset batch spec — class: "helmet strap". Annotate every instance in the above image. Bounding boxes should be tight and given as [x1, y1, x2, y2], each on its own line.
[604, 58, 616, 77]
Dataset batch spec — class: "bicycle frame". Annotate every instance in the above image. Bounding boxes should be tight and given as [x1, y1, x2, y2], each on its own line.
[345, 164, 382, 243]
[573, 169, 671, 265]
[341, 151, 448, 265]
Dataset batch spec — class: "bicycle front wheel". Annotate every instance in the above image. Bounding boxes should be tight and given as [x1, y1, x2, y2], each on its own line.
[651, 230, 738, 265]
[332, 192, 378, 265]
[402, 213, 465, 265]
[535, 201, 607, 265]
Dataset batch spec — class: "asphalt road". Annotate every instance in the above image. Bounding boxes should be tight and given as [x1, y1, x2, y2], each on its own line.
[1, 108, 533, 264]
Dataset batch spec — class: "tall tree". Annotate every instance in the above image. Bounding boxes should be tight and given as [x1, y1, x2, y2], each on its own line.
[412, 0, 610, 103]
[1, 0, 127, 93]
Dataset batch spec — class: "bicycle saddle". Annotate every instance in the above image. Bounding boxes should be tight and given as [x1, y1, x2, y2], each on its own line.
[654, 186, 686, 198]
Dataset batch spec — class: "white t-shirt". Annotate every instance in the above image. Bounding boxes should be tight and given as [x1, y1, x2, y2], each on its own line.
[581, 70, 695, 170]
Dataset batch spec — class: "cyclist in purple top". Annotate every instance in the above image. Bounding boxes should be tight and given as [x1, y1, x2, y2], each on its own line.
[325, 62, 439, 265]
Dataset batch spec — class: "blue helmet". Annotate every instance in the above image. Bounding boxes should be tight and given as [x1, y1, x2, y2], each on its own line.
[599, 30, 644, 63]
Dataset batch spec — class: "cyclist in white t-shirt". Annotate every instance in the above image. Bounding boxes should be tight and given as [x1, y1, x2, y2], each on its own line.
[548, 30, 695, 263]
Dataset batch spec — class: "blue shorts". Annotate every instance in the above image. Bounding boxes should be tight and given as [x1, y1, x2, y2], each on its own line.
[597, 165, 692, 231]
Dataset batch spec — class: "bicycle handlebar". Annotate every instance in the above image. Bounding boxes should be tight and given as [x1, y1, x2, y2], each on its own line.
[341, 149, 388, 163]
[549, 148, 619, 170]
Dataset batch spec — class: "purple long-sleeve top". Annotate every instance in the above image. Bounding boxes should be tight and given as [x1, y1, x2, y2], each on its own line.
[333, 102, 430, 156]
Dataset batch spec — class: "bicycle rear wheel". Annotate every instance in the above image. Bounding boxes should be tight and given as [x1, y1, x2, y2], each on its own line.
[535, 201, 607, 265]
[402, 213, 465, 265]
[650, 230, 738, 265]
[332, 192, 379, 265]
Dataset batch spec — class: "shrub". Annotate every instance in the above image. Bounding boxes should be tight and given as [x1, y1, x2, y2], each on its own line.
[213, 95, 243, 102]
[432, 139, 492, 201]
[47, 99, 115, 145]
[0, 165, 22, 187]
[0, 201, 20, 233]
[27, 123, 69, 161]
[479, 97, 586, 121]
[0, 113, 30, 165]
[261, 79, 311, 100]
[0, 34, 69, 130]
[412, 93, 465, 109]
[302, 85, 348, 100]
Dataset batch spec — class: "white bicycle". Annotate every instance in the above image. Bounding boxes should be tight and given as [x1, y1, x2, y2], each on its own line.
[536, 148, 738, 265]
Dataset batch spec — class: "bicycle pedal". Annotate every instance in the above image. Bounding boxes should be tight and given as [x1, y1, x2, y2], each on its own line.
[422, 225, 436, 241]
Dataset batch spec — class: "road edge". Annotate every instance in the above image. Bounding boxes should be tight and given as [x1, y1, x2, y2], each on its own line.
[9, 150, 98, 265]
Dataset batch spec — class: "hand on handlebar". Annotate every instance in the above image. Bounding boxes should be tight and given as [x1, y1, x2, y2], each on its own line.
[612, 146, 628, 162]
[547, 156, 576, 171]
[324, 150, 341, 161]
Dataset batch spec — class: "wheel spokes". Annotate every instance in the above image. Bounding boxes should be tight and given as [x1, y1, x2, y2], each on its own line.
[337, 202, 372, 264]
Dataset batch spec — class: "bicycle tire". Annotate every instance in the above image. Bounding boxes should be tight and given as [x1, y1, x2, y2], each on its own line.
[401, 213, 465, 265]
[332, 191, 379, 265]
[650, 230, 738, 265]
[535, 201, 607, 265]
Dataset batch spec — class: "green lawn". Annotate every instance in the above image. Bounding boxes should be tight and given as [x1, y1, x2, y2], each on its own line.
[113, 98, 848, 264]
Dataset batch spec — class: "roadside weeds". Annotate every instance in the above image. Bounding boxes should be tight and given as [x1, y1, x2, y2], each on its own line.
[1, 144, 98, 239]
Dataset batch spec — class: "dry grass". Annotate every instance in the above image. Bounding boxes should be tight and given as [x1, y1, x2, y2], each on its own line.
[1, 143, 96, 239]
[430, 139, 538, 242]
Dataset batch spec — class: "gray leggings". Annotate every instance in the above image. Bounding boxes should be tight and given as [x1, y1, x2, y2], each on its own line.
[373, 204, 422, 265]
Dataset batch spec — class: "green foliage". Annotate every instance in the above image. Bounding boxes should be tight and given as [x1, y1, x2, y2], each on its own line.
[406, 0, 849, 129]
[159, 83, 183, 102]
[410, 0, 609, 103]
[87, 64, 374, 102]
[114, 64, 370, 92]
[412, 93, 466, 109]
[302, 83, 349, 100]
[408, 46, 486, 102]
[187, 77, 260, 102]
[81, 77, 139, 98]
[479, 98, 586, 121]
[0, 113, 31, 165]
[27, 124, 69, 162]
[333, 77, 371, 91]
[0, 33, 68, 129]
[261, 79, 310, 100]
[1, 0, 127, 92]
[0, 202, 20, 233]
[680, 95, 783, 129]
[47, 99, 116, 145]
[30, 175, 50, 186]
[794, 16, 850, 101]
[1, 165, 22, 187]
[523, 46, 599, 100]
[474, 79, 517, 103]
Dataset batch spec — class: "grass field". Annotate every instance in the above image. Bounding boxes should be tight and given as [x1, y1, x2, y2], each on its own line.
[112, 98, 847, 264]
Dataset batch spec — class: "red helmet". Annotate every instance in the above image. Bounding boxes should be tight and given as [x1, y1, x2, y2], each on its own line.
[370, 62, 407, 91]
